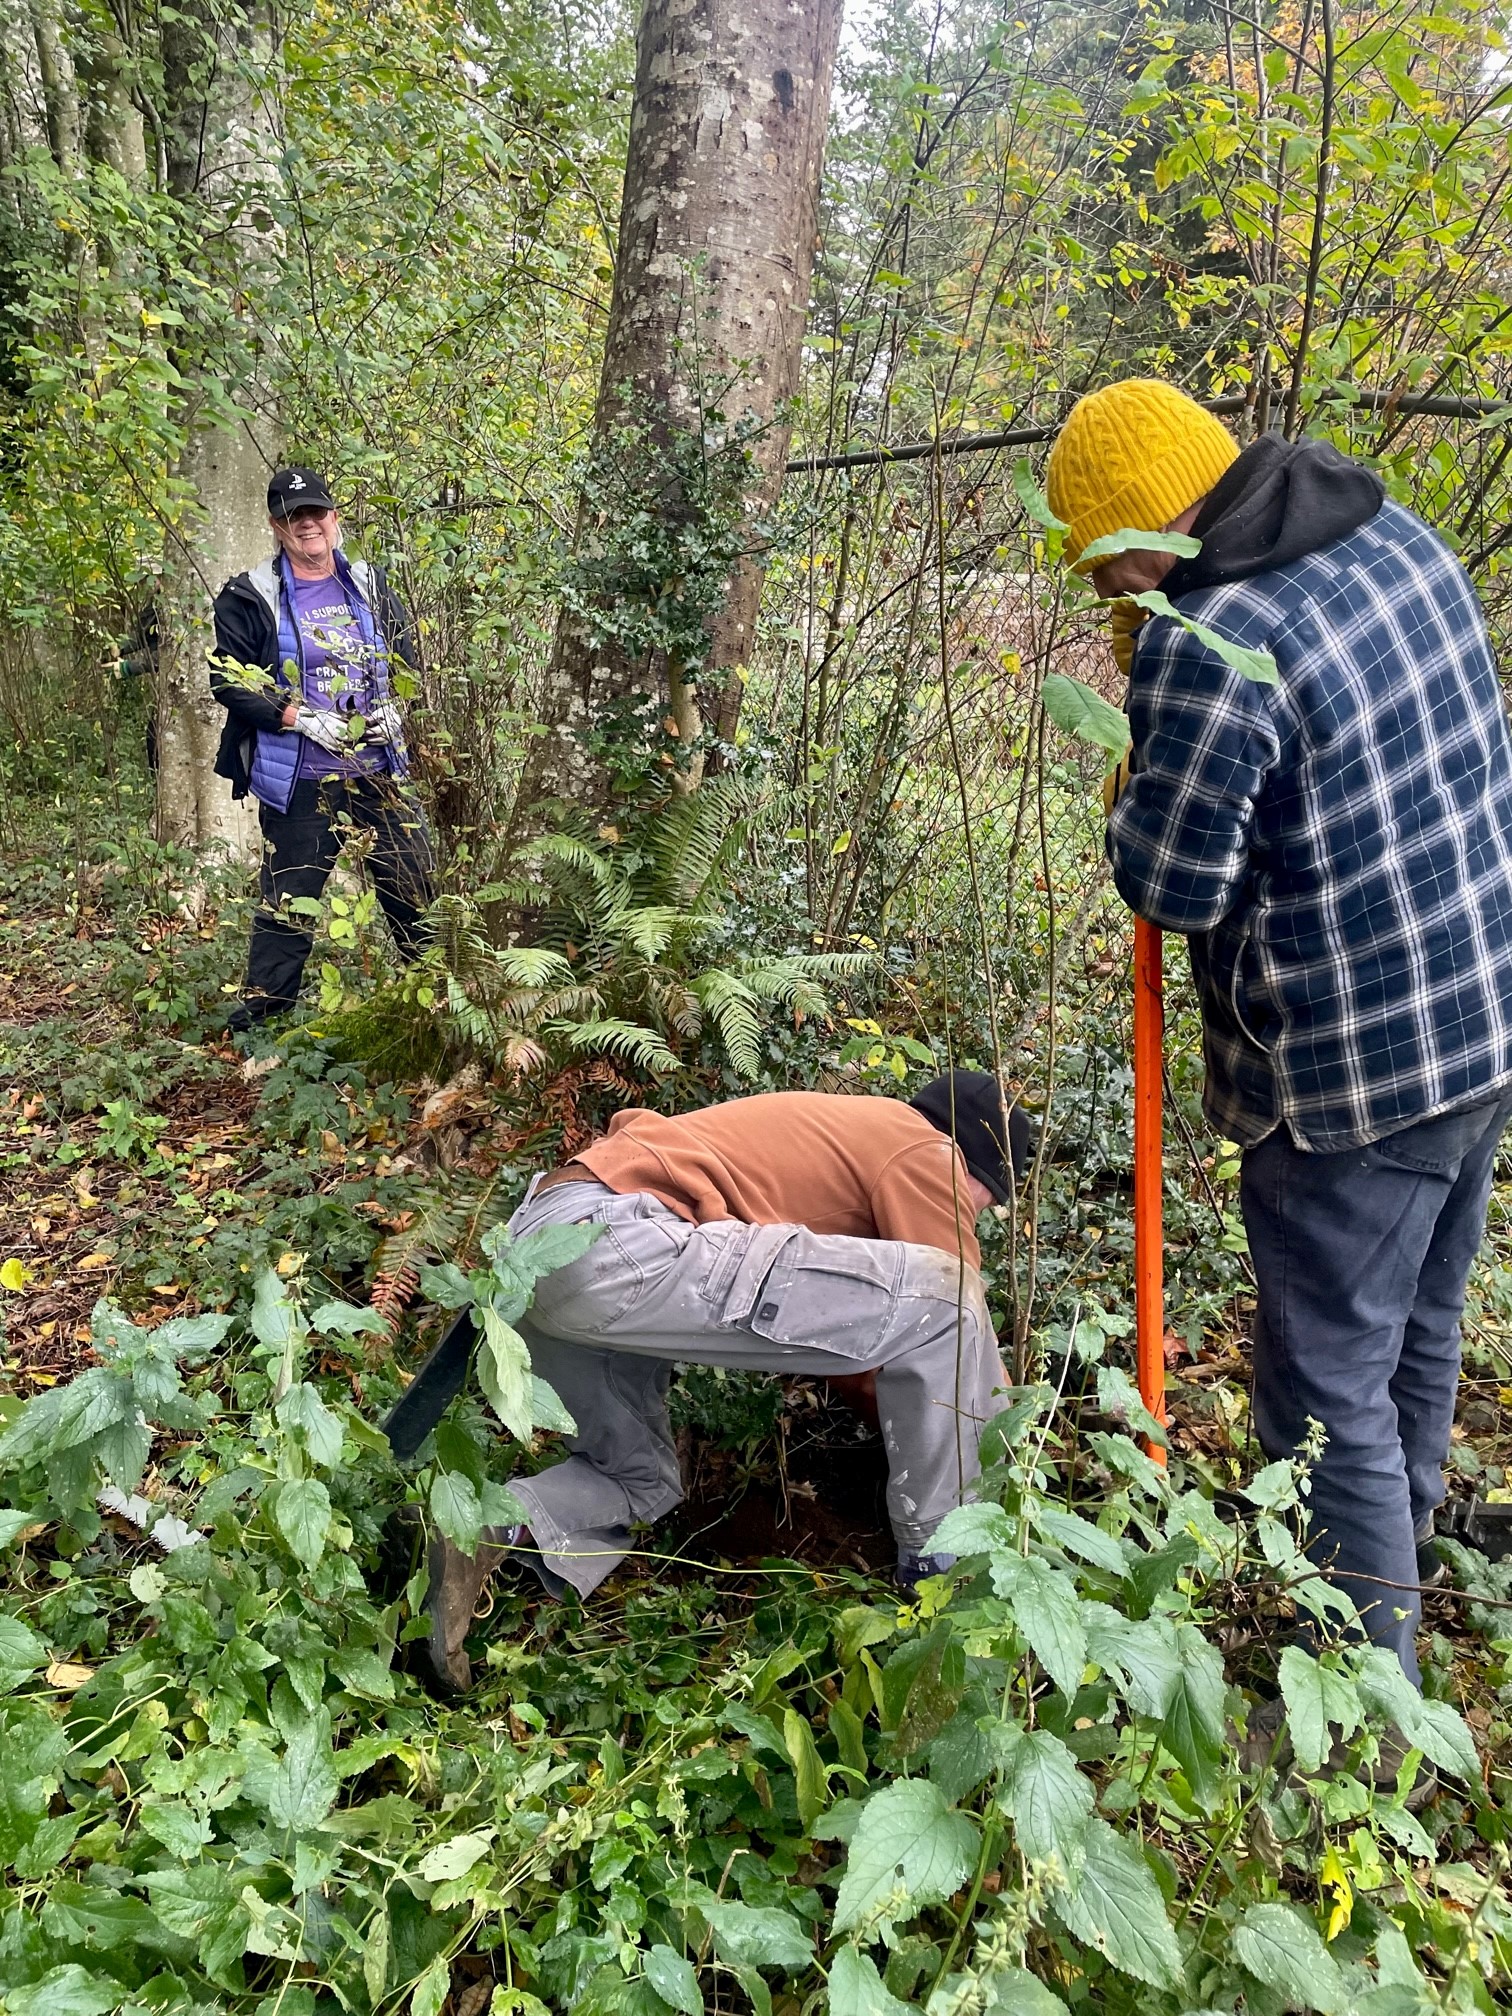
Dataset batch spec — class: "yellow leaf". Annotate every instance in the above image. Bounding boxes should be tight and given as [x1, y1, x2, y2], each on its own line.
[0, 1258, 30, 1292]
[77, 1252, 111, 1272]
[1320, 1844, 1353, 1941]
[46, 1660, 94, 1690]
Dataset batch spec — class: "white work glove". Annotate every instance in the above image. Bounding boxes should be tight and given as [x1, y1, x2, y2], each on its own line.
[361, 699, 404, 748]
[292, 705, 353, 756]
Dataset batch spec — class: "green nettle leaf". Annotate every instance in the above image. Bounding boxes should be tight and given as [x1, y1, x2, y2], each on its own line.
[1040, 674, 1129, 759]
[477, 1306, 535, 1443]
[683, 1886, 812, 1970]
[1083, 1608, 1182, 1720]
[930, 1502, 1012, 1558]
[1052, 1819, 1183, 1990]
[1355, 1646, 1478, 1780]
[991, 1555, 1087, 1697]
[1036, 1506, 1128, 1577]
[418, 1828, 495, 1883]
[0, 1611, 48, 1690]
[784, 1705, 830, 1832]
[828, 1944, 914, 2016]
[416, 1261, 475, 1311]
[989, 1967, 1071, 2016]
[1130, 589, 1280, 684]
[275, 1382, 343, 1468]
[267, 1711, 339, 1832]
[144, 1865, 251, 1990]
[250, 1267, 300, 1353]
[511, 1219, 604, 1283]
[429, 1468, 484, 1555]
[1012, 458, 1069, 536]
[1077, 526, 1201, 565]
[274, 1477, 332, 1569]
[1, 1965, 120, 2016]
[997, 1728, 1093, 1866]
[833, 1779, 980, 1934]
[645, 1943, 702, 2015]
[1278, 1645, 1362, 1773]
[0, 1508, 37, 1546]
[530, 1374, 577, 1436]
[308, 1299, 389, 1338]
[1158, 1622, 1228, 1808]
[412, 1954, 451, 2016]
[1234, 1901, 1347, 2012]
[879, 1621, 966, 1756]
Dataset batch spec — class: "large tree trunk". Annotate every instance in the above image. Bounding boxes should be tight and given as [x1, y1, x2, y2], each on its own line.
[513, 0, 841, 834]
[154, 0, 278, 862]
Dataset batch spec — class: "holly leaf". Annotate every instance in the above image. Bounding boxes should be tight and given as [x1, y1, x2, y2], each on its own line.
[1234, 1901, 1347, 2012]
[833, 1778, 979, 1934]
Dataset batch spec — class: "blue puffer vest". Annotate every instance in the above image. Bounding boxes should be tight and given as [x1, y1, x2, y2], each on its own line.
[245, 552, 411, 813]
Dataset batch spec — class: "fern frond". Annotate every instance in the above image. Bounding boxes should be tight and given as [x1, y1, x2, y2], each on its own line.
[619, 905, 700, 961]
[493, 946, 577, 988]
[547, 1017, 680, 1074]
[690, 969, 763, 1078]
[648, 775, 749, 909]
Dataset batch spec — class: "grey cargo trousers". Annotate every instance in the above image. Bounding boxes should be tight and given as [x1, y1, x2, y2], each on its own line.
[504, 1175, 1002, 1595]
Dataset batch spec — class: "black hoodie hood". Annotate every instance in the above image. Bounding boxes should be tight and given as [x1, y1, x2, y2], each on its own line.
[1163, 433, 1385, 598]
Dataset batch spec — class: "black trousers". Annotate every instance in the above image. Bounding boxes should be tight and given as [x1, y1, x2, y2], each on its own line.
[239, 776, 435, 1017]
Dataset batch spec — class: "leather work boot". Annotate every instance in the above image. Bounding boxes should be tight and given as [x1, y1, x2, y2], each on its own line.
[1237, 1693, 1440, 1813]
[421, 1523, 526, 1695]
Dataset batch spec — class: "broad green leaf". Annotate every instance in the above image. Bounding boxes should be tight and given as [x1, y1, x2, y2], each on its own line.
[267, 1712, 338, 1832]
[477, 1305, 533, 1443]
[1234, 1901, 1347, 2012]
[308, 1300, 389, 1337]
[1158, 1622, 1227, 1808]
[784, 1705, 829, 1832]
[275, 1382, 343, 1468]
[1095, 1364, 1168, 1448]
[1078, 526, 1201, 565]
[1036, 1506, 1127, 1577]
[680, 1883, 813, 1970]
[1083, 1608, 1181, 1719]
[926, 1705, 997, 1804]
[418, 1828, 494, 1882]
[429, 1468, 483, 1555]
[992, 1555, 1086, 1697]
[930, 1502, 1012, 1558]
[1392, 1693, 1480, 1785]
[530, 1374, 577, 1435]
[833, 1778, 979, 1934]
[273, 1477, 331, 1569]
[1131, 589, 1280, 684]
[0, 1611, 47, 1690]
[988, 1967, 1071, 2016]
[829, 1944, 913, 2016]
[645, 1943, 701, 2015]
[1012, 458, 1068, 534]
[416, 1261, 475, 1311]
[1278, 1646, 1362, 1773]
[2, 1965, 119, 2016]
[145, 1865, 251, 1990]
[1041, 673, 1130, 757]
[1052, 1819, 1183, 1990]
[0, 1508, 36, 1547]
[997, 1728, 1092, 1865]
[363, 1905, 391, 2005]
[137, 1796, 213, 1859]
[412, 1954, 451, 2016]
[40, 1879, 156, 1949]
[331, 1648, 396, 1701]
[878, 1620, 965, 1756]
[836, 1604, 899, 1666]
[250, 1267, 299, 1352]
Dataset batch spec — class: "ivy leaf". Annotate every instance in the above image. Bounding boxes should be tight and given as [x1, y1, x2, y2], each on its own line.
[645, 1944, 702, 2015]
[1052, 1819, 1183, 1990]
[1278, 1646, 1362, 1773]
[429, 1468, 483, 1555]
[828, 1944, 913, 2016]
[273, 1477, 331, 1569]
[833, 1778, 979, 1934]
[476, 1306, 534, 1443]
[1131, 588, 1280, 684]
[997, 1728, 1093, 1866]
[991, 1555, 1087, 1697]
[1041, 673, 1130, 757]
[1234, 1901, 1347, 2012]
[0, 1612, 48, 1690]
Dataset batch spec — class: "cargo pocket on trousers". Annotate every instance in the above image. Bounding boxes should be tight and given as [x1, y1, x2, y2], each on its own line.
[734, 1231, 905, 1362]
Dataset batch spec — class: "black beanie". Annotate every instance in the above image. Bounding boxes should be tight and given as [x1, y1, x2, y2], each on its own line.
[908, 1070, 1029, 1205]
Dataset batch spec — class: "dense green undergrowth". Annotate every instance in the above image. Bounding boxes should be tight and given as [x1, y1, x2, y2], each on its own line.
[0, 788, 1508, 2016]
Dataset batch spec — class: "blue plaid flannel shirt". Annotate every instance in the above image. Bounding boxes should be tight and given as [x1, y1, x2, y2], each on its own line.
[1108, 499, 1512, 1151]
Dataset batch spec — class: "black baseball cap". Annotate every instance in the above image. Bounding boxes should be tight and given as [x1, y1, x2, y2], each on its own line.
[909, 1070, 1030, 1204]
[267, 466, 337, 518]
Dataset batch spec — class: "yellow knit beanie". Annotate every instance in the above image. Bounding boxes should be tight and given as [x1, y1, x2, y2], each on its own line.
[1046, 380, 1239, 571]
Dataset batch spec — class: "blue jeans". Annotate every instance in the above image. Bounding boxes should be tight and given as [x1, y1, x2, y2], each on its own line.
[1242, 1091, 1512, 1685]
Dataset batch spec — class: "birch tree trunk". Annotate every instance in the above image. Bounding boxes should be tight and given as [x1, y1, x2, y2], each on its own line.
[513, 0, 842, 834]
[153, 0, 278, 862]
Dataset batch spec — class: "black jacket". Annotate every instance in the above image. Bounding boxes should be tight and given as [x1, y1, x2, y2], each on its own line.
[210, 554, 417, 799]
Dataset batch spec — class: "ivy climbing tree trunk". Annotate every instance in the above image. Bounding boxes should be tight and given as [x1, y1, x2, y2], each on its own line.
[153, 0, 279, 862]
[512, 0, 842, 837]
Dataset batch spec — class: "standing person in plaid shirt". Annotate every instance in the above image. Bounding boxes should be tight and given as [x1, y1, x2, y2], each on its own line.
[1047, 381, 1512, 1688]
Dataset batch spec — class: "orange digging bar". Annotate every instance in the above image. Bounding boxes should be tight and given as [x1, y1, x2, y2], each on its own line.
[1132, 916, 1168, 1465]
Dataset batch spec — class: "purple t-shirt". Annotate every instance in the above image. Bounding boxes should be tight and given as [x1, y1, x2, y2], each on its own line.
[290, 572, 390, 780]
